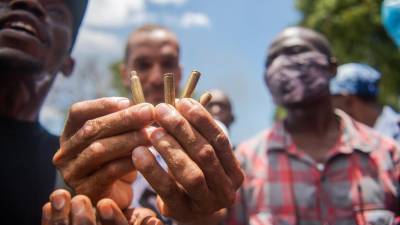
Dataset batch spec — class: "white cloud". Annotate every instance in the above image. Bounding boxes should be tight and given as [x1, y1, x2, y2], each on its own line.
[148, 0, 188, 6]
[73, 28, 122, 58]
[84, 0, 151, 28]
[180, 12, 211, 28]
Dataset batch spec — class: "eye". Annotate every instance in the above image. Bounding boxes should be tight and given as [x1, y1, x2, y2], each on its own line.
[134, 60, 152, 71]
[162, 59, 178, 69]
[47, 6, 66, 21]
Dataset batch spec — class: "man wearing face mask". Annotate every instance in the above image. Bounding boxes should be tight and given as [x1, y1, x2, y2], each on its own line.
[0, 0, 87, 224]
[222, 27, 400, 225]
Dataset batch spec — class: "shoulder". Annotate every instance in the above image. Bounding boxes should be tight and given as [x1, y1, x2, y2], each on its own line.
[346, 114, 400, 166]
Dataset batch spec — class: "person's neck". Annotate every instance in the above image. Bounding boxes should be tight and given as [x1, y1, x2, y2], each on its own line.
[0, 72, 55, 122]
[285, 98, 339, 137]
[284, 98, 341, 163]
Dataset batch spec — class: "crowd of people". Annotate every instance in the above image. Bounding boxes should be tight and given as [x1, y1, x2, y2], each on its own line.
[1, 0, 399, 225]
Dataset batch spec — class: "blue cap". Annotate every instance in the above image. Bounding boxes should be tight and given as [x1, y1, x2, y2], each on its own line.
[330, 63, 381, 97]
[66, 0, 88, 51]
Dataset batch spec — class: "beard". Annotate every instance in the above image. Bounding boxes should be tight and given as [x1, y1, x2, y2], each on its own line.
[0, 48, 44, 77]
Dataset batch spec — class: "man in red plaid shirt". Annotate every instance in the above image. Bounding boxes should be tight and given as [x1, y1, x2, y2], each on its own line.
[225, 27, 400, 225]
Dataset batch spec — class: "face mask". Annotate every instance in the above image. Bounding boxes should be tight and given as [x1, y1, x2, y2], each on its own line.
[382, 0, 400, 47]
[266, 51, 332, 106]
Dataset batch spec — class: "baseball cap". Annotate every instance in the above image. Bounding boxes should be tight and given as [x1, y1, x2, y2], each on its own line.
[330, 63, 381, 97]
[65, 0, 88, 51]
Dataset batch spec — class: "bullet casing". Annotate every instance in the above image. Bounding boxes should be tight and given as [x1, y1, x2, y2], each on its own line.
[164, 73, 175, 107]
[130, 71, 145, 105]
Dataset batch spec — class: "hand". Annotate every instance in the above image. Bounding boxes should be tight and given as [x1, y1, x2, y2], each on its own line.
[42, 189, 164, 225]
[131, 98, 244, 222]
[53, 97, 155, 209]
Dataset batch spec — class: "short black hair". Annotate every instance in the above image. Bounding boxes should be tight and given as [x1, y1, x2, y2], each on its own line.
[124, 24, 180, 62]
[266, 27, 333, 67]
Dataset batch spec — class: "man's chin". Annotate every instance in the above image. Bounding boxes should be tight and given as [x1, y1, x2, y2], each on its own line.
[281, 94, 328, 109]
[0, 48, 43, 76]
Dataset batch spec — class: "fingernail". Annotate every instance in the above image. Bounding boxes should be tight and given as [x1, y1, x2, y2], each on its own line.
[99, 203, 114, 220]
[180, 98, 195, 105]
[71, 199, 84, 215]
[117, 98, 131, 109]
[139, 104, 153, 121]
[152, 129, 166, 140]
[132, 146, 148, 163]
[51, 193, 65, 211]
[157, 103, 175, 118]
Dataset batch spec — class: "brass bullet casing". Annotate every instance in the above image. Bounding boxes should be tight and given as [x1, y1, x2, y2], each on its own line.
[199, 92, 212, 106]
[130, 71, 145, 105]
[164, 73, 175, 107]
[181, 70, 201, 98]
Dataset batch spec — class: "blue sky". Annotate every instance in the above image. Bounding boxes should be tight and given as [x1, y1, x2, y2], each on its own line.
[41, 0, 300, 144]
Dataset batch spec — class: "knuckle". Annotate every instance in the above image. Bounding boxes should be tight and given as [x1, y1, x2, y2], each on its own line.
[186, 173, 206, 190]
[214, 132, 229, 149]
[223, 189, 236, 206]
[119, 108, 134, 126]
[104, 165, 119, 179]
[86, 141, 106, 159]
[160, 183, 177, 199]
[168, 116, 186, 131]
[197, 145, 216, 164]
[188, 105, 207, 123]
[80, 119, 100, 140]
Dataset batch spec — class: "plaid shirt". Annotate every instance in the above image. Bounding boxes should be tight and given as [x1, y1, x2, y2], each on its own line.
[228, 110, 400, 225]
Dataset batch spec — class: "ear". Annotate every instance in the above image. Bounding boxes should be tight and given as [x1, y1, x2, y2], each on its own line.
[329, 57, 338, 78]
[119, 63, 131, 88]
[61, 56, 75, 77]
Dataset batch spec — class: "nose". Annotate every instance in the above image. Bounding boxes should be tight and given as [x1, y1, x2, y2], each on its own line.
[210, 105, 222, 114]
[147, 64, 163, 86]
[10, 0, 46, 19]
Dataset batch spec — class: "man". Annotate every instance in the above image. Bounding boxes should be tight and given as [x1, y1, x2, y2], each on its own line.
[226, 27, 399, 225]
[0, 0, 87, 225]
[119, 24, 182, 216]
[46, 23, 243, 224]
[205, 89, 235, 132]
[330, 63, 400, 141]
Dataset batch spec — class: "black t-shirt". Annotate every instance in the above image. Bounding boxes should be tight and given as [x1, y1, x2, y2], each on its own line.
[0, 117, 59, 225]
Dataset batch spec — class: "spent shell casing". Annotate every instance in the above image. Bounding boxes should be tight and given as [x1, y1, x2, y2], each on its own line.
[199, 92, 212, 106]
[181, 70, 201, 98]
[164, 73, 175, 107]
[130, 71, 145, 105]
